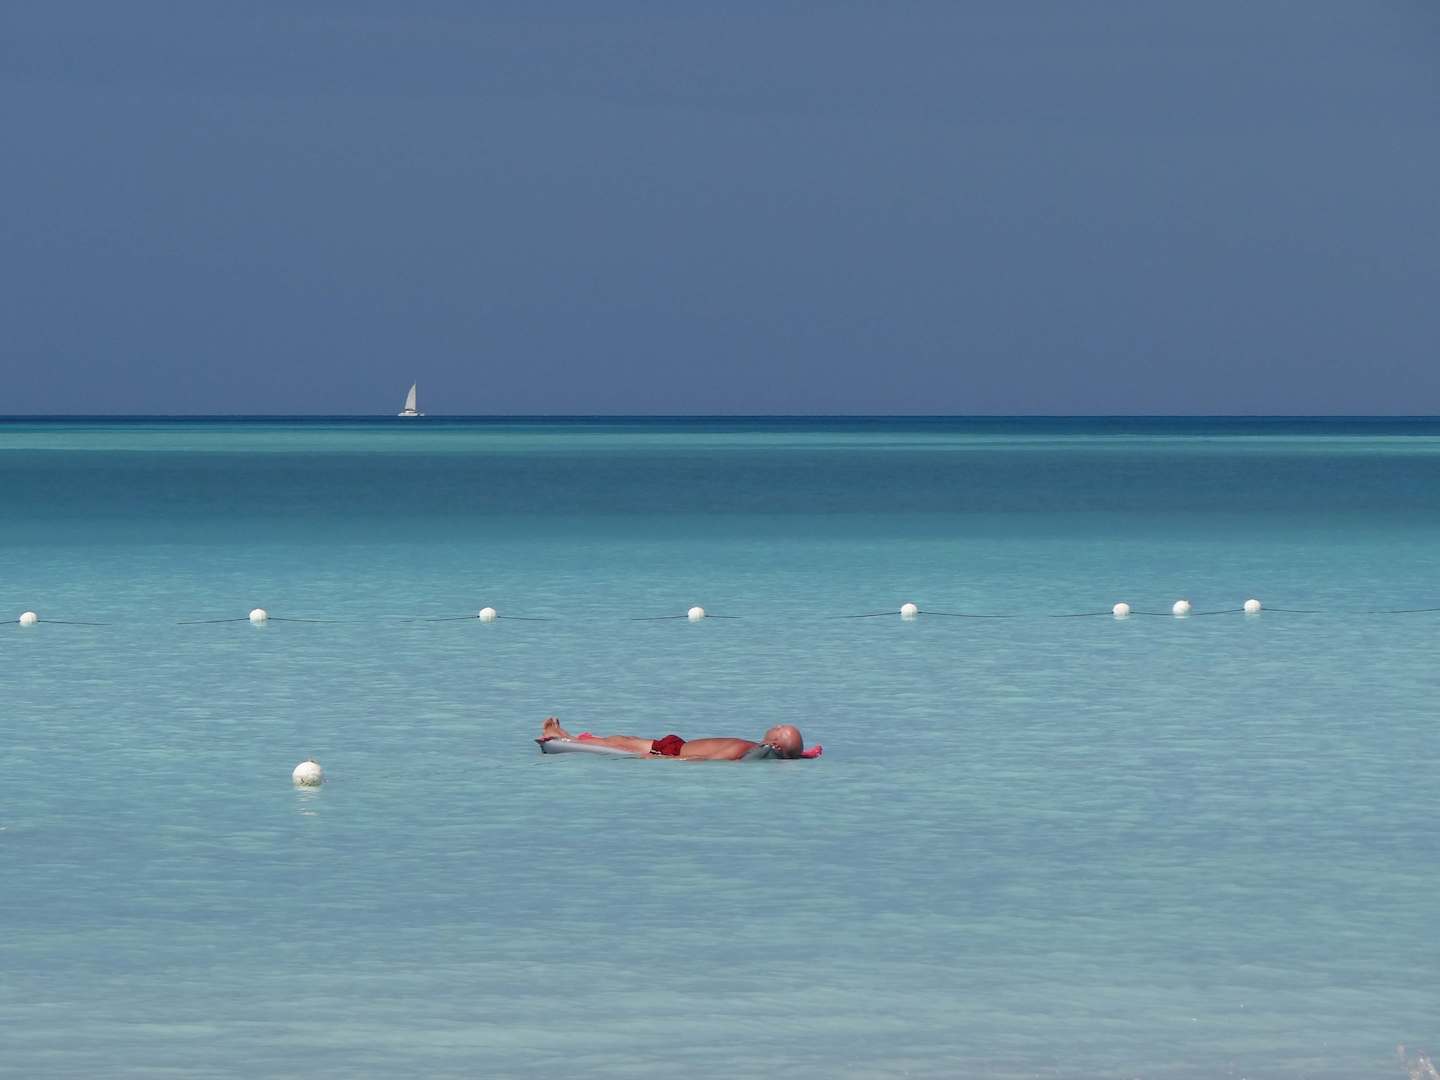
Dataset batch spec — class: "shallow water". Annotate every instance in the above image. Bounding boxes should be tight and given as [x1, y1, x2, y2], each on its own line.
[2, 418, 1437, 1078]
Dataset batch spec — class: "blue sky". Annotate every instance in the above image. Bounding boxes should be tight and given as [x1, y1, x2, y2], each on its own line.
[3, 2, 1437, 414]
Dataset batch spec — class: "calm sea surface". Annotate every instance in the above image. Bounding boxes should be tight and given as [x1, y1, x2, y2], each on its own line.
[2, 417, 1437, 1079]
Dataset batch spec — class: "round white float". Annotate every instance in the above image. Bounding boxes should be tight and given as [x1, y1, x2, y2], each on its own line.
[249, 608, 269, 625]
[687, 606, 706, 622]
[1244, 598, 1262, 615]
[900, 602, 919, 619]
[478, 607, 498, 623]
[1112, 602, 1131, 619]
[1172, 599, 1192, 617]
[18, 611, 39, 627]
[292, 759, 324, 786]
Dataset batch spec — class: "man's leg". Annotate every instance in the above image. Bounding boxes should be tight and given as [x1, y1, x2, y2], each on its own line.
[540, 717, 654, 755]
[575, 735, 656, 754]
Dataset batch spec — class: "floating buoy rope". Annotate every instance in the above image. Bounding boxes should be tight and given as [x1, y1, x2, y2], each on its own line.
[15, 596, 1440, 630]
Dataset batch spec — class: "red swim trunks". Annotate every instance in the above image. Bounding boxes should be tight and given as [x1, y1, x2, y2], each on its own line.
[650, 734, 686, 757]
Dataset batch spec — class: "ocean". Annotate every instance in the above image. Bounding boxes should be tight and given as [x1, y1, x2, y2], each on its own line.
[2, 417, 1437, 1079]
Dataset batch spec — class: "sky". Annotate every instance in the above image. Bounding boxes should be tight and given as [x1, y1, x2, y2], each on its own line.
[2, 1, 1437, 415]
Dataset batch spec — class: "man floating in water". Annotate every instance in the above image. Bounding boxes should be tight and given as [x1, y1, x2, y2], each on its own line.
[537, 716, 817, 759]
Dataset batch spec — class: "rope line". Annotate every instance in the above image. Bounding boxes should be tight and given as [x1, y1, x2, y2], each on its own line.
[924, 611, 1020, 619]
[21, 602, 1440, 629]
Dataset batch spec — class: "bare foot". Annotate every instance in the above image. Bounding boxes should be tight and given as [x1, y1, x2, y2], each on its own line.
[541, 716, 573, 740]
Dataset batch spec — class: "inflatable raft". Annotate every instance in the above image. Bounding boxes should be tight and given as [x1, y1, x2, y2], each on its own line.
[537, 737, 821, 759]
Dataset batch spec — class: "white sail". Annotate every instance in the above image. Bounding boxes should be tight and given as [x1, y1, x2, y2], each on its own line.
[398, 384, 423, 417]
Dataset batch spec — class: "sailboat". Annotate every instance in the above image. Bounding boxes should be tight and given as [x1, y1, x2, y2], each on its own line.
[397, 384, 423, 417]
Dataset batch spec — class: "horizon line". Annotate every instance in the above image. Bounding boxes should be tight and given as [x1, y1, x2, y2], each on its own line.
[3, 413, 1440, 421]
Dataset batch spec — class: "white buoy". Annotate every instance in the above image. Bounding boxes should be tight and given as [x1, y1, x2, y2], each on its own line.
[1172, 599, 1192, 617]
[478, 607, 498, 623]
[1112, 602, 1131, 619]
[1244, 598, 1262, 615]
[18, 611, 39, 627]
[687, 606, 706, 622]
[900, 602, 919, 619]
[249, 608, 269, 625]
[292, 759, 324, 786]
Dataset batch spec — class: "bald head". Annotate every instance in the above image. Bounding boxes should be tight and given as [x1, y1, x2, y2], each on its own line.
[762, 724, 804, 758]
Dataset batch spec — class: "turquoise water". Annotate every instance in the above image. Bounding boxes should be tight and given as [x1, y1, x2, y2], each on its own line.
[2, 417, 1437, 1079]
